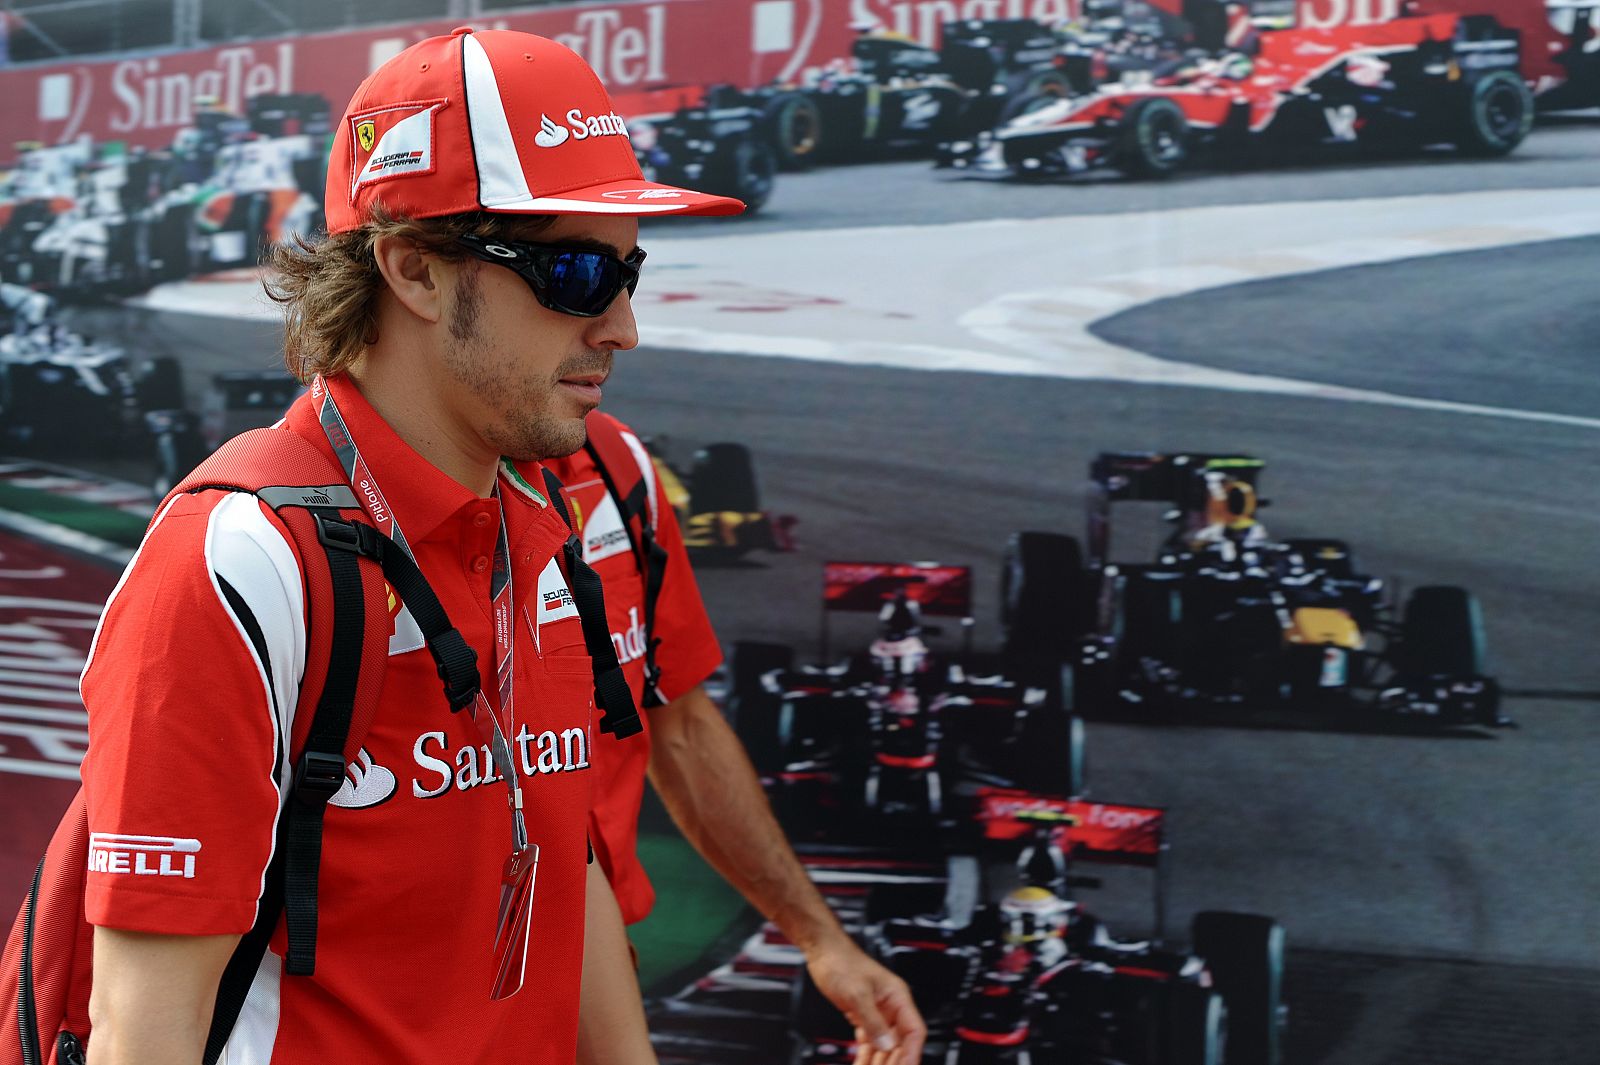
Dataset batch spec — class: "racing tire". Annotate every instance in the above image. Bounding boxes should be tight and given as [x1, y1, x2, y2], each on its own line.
[1192, 911, 1285, 1065]
[1015, 707, 1087, 799]
[1001, 531, 1090, 662]
[689, 442, 762, 515]
[1396, 585, 1487, 679]
[1453, 70, 1533, 157]
[1168, 983, 1227, 1065]
[764, 93, 824, 170]
[1118, 97, 1190, 179]
[728, 640, 794, 775]
[720, 137, 777, 214]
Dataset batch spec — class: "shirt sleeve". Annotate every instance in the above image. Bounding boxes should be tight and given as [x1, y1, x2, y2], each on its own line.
[80, 490, 307, 935]
[646, 466, 724, 704]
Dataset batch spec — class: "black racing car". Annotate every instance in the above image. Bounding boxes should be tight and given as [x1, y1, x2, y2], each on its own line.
[744, 18, 1071, 168]
[627, 89, 778, 214]
[1002, 452, 1508, 728]
[790, 798, 1285, 1065]
[0, 322, 182, 457]
[729, 561, 1085, 845]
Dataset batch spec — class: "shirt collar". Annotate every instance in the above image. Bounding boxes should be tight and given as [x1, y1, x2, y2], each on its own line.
[284, 373, 547, 544]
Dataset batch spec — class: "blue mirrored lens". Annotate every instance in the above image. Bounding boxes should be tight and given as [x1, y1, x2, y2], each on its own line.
[547, 253, 618, 314]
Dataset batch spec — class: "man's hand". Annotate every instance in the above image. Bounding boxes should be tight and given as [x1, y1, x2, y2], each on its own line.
[805, 934, 926, 1065]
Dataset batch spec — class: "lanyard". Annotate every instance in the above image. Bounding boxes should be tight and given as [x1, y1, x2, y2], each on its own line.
[313, 377, 525, 842]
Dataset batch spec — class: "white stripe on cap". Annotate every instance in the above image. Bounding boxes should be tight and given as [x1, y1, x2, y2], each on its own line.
[462, 33, 534, 208]
[472, 193, 697, 214]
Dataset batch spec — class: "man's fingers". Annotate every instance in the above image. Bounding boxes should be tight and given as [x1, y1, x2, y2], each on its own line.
[879, 978, 927, 1061]
[845, 987, 897, 1054]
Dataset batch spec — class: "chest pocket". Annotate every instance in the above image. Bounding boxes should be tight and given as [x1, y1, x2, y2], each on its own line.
[530, 557, 586, 657]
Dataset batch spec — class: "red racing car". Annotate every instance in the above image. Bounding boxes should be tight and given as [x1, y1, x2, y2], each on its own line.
[938, 11, 1533, 179]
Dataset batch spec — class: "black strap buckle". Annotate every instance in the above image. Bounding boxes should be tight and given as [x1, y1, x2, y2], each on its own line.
[425, 627, 481, 712]
[314, 514, 383, 560]
[293, 750, 347, 803]
[438, 664, 480, 712]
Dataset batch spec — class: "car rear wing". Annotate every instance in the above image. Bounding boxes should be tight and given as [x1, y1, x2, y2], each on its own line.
[976, 786, 1173, 941]
[820, 561, 973, 659]
[1087, 451, 1264, 568]
[976, 787, 1164, 866]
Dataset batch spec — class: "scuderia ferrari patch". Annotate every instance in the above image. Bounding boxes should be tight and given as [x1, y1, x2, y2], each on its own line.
[349, 99, 447, 199]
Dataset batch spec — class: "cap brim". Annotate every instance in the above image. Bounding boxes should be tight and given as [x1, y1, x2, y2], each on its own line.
[481, 177, 744, 217]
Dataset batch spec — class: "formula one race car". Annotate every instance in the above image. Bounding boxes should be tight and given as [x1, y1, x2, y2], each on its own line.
[939, 12, 1533, 179]
[0, 322, 182, 456]
[746, 18, 1072, 168]
[1002, 452, 1507, 728]
[643, 438, 796, 563]
[790, 795, 1286, 1065]
[729, 561, 1085, 844]
[0, 140, 95, 288]
[622, 87, 778, 213]
[8, 94, 331, 297]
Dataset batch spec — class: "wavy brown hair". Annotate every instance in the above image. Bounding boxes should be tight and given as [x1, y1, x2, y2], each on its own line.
[265, 208, 552, 382]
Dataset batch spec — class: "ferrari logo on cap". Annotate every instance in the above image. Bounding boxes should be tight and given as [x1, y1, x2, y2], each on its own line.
[356, 120, 376, 153]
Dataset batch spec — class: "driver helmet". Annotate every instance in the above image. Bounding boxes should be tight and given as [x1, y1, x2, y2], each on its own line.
[1218, 52, 1255, 80]
[1000, 885, 1075, 945]
[869, 634, 929, 677]
[1203, 471, 1258, 532]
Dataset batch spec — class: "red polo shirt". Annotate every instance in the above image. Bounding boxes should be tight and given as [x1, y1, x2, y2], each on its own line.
[80, 374, 595, 1064]
[544, 413, 722, 924]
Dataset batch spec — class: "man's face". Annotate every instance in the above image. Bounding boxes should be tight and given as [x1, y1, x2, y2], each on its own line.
[440, 214, 640, 462]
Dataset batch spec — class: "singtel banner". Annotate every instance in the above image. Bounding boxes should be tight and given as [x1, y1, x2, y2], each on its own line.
[0, 0, 1461, 161]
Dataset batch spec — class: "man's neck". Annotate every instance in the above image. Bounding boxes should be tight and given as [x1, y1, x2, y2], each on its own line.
[345, 359, 499, 499]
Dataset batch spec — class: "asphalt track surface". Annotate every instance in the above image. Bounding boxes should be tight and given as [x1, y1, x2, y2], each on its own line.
[12, 131, 1600, 1062]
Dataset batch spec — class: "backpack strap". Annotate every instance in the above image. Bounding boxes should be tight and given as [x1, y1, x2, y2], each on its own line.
[541, 467, 641, 739]
[163, 428, 483, 1063]
[582, 419, 671, 708]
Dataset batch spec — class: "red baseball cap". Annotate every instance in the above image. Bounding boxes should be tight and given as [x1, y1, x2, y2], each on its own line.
[325, 26, 744, 232]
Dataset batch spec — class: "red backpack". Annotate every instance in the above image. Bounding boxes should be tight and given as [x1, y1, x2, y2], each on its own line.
[1, 427, 638, 1065]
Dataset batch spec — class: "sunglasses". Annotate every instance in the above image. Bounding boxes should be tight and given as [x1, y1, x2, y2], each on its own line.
[457, 234, 646, 318]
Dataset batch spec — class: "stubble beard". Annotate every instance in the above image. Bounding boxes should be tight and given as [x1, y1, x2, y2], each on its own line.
[445, 265, 605, 462]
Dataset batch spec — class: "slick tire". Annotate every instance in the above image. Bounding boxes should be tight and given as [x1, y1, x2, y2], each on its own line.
[689, 442, 762, 514]
[764, 93, 824, 170]
[1453, 70, 1532, 156]
[728, 640, 794, 775]
[724, 137, 777, 214]
[1168, 983, 1227, 1065]
[1016, 708, 1088, 799]
[1192, 911, 1286, 1065]
[1397, 585, 1488, 679]
[1001, 531, 1090, 662]
[1118, 97, 1190, 179]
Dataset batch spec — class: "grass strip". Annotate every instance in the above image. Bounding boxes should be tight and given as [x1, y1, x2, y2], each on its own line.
[0, 483, 149, 548]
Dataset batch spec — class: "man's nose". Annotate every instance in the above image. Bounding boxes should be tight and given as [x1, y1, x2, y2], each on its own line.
[590, 289, 638, 352]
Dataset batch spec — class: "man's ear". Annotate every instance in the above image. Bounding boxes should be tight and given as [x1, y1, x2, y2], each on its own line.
[373, 234, 445, 325]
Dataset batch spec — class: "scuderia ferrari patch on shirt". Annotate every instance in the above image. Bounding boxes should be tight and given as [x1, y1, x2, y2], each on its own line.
[349, 99, 447, 199]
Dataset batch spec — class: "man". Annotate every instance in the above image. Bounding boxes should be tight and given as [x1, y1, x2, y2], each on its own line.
[79, 28, 747, 1064]
[550, 419, 928, 1065]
